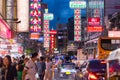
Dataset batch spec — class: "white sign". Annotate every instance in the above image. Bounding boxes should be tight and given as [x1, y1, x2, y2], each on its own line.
[108, 31, 120, 37]
[17, 0, 29, 32]
[69, 1, 86, 9]
[44, 13, 54, 20]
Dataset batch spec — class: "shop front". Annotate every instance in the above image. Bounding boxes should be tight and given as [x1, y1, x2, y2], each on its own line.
[0, 18, 13, 56]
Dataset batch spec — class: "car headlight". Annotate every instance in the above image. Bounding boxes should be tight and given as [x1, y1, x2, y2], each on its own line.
[60, 73, 64, 77]
[79, 73, 83, 77]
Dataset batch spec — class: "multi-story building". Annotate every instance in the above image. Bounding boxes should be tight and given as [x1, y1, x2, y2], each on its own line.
[67, 17, 74, 41]
[84, 0, 104, 57]
[105, 0, 120, 17]
[56, 23, 68, 53]
[104, 0, 120, 30]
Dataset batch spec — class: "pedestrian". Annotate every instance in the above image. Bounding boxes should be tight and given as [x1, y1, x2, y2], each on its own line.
[0, 57, 3, 80]
[44, 57, 53, 80]
[16, 60, 24, 80]
[36, 56, 46, 80]
[22, 52, 38, 80]
[3, 55, 17, 80]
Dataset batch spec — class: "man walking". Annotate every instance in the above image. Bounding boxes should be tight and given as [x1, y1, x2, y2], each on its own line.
[22, 52, 38, 80]
[36, 56, 46, 80]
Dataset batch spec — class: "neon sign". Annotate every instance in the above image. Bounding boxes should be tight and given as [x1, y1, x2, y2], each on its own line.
[29, 0, 41, 32]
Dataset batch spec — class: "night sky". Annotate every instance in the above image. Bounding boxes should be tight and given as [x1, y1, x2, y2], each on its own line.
[43, 0, 86, 29]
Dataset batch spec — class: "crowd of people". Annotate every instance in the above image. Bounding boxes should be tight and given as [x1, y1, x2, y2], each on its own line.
[0, 52, 54, 80]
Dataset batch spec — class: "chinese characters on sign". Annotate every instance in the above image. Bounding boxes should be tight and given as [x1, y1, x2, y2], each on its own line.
[29, 0, 41, 32]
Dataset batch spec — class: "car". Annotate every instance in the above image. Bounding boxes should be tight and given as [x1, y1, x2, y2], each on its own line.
[59, 62, 77, 80]
[74, 67, 83, 80]
[80, 59, 107, 80]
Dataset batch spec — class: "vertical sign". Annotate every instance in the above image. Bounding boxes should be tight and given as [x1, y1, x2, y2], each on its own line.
[17, 0, 29, 32]
[43, 9, 54, 49]
[49, 30, 57, 53]
[50, 34, 55, 51]
[74, 9, 81, 41]
[29, 0, 41, 32]
[69, 1, 86, 42]
[43, 20, 50, 48]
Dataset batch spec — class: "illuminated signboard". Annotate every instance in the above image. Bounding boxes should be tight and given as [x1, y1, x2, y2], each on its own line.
[29, 0, 41, 32]
[74, 9, 81, 41]
[0, 18, 11, 39]
[69, 1, 86, 9]
[30, 33, 40, 39]
[17, 0, 29, 32]
[50, 34, 55, 50]
[43, 20, 50, 48]
[108, 31, 120, 37]
[49, 30, 57, 34]
[88, 17, 100, 25]
[89, 1, 104, 9]
[44, 13, 54, 20]
[87, 26, 103, 32]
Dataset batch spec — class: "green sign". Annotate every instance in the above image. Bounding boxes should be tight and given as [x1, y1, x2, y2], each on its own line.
[44, 13, 54, 20]
[69, 1, 86, 9]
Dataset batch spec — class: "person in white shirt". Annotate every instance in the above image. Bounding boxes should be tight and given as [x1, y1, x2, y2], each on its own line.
[22, 52, 38, 80]
[44, 57, 53, 80]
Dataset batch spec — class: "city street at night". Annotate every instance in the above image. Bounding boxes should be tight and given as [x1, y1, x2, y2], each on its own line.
[0, 0, 120, 80]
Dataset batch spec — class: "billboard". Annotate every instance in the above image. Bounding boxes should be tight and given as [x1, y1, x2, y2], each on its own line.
[17, 0, 29, 32]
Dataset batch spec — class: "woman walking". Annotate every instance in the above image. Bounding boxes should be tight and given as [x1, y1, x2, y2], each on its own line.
[3, 55, 17, 80]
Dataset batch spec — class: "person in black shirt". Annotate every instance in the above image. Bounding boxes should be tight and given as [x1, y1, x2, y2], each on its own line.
[36, 56, 46, 80]
[3, 55, 17, 80]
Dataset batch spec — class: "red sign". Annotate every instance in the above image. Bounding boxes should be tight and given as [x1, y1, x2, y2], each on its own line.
[50, 34, 55, 50]
[87, 26, 103, 32]
[0, 18, 12, 39]
[50, 30, 57, 34]
[88, 17, 100, 25]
